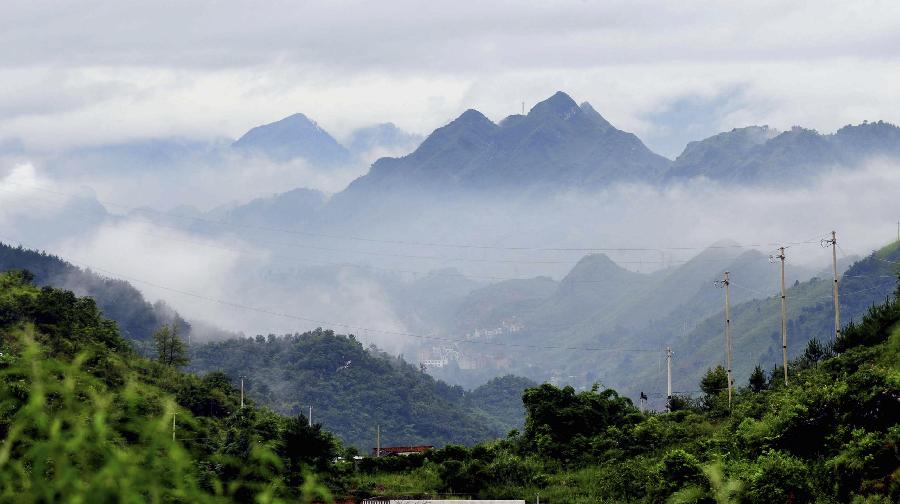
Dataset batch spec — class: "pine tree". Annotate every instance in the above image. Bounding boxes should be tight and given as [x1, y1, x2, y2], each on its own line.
[749, 365, 767, 392]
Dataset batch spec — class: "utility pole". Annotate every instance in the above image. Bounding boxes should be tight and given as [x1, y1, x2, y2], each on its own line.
[376, 424, 381, 458]
[824, 231, 841, 341]
[308, 405, 313, 427]
[665, 346, 673, 411]
[776, 247, 789, 385]
[172, 411, 176, 442]
[716, 272, 734, 408]
[240, 376, 245, 409]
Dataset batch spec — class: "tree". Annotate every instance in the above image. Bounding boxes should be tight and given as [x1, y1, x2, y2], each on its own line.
[748, 365, 767, 392]
[700, 365, 729, 413]
[154, 323, 188, 368]
[802, 338, 828, 365]
[700, 365, 728, 396]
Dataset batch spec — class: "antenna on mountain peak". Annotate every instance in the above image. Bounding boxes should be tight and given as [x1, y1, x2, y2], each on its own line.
[522, 101, 525, 115]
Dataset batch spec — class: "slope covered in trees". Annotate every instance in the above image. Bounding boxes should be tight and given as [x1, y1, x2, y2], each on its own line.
[0, 271, 338, 502]
[660, 240, 900, 395]
[0, 242, 180, 345]
[357, 278, 900, 503]
[187, 334, 535, 449]
[1, 260, 897, 502]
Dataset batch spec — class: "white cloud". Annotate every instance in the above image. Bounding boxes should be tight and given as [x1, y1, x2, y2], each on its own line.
[0, 2, 898, 152]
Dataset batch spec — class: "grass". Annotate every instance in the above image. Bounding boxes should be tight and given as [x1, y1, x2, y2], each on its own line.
[349, 463, 443, 498]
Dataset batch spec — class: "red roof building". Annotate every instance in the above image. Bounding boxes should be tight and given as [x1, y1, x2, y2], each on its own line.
[372, 445, 434, 457]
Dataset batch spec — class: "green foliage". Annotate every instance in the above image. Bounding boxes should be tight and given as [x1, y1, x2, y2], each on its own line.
[648, 449, 707, 500]
[748, 365, 766, 392]
[744, 450, 812, 503]
[154, 322, 189, 367]
[188, 332, 522, 448]
[836, 288, 900, 352]
[4, 250, 900, 502]
[522, 383, 638, 463]
[0, 272, 336, 502]
[464, 374, 536, 435]
[0, 243, 192, 345]
[700, 366, 728, 396]
[364, 279, 900, 503]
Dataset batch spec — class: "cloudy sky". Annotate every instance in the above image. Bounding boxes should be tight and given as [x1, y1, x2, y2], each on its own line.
[3, 1, 900, 156]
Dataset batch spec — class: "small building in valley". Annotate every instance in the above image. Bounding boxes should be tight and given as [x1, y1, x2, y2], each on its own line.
[372, 445, 434, 457]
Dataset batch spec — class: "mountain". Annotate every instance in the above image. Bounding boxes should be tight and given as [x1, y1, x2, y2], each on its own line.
[232, 113, 351, 164]
[337, 91, 670, 198]
[187, 330, 533, 449]
[0, 242, 237, 348]
[0, 243, 532, 450]
[452, 276, 558, 332]
[629, 240, 900, 401]
[668, 121, 900, 183]
[0, 242, 181, 345]
[0, 270, 342, 501]
[527, 253, 652, 329]
[215, 187, 328, 230]
[365, 292, 900, 502]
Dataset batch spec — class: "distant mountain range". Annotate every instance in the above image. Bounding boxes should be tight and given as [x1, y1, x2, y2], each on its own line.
[667, 121, 900, 183]
[338, 91, 669, 197]
[210, 91, 900, 232]
[41, 115, 423, 183]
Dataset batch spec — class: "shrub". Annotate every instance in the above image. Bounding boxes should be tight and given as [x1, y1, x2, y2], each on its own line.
[744, 450, 812, 503]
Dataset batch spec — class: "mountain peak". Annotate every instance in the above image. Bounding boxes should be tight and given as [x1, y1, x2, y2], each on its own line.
[528, 91, 580, 118]
[232, 113, 350, 164]
[457, 108, 494, 125]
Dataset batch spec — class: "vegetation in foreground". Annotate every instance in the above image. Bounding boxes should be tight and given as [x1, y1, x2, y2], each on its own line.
[353, 279, 900, 503]
[0, 270, 337, 502]
[1, 267, 898, 502]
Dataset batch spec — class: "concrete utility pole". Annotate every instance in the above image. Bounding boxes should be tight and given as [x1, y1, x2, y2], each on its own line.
[376, 425, 381, 458]
[240, 376, 245, 409]
[308, 405, 313, 427]
[825, 231, 842, 341]
[666, 346, 673, 411]
[777, 247, 789, 385]
[722, 271, 734, 408]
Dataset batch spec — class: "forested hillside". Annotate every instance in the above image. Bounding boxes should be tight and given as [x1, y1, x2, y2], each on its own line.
[0, 271, 339, 502]
[356, 279, 900, 503]
[187, 334, 535, 449]
[0, 242, 182, 345]
[663, 240, 900, 395]
[1, 260, 897, 502]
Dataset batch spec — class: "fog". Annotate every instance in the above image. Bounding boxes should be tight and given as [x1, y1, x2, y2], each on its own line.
[2, 154, 898, 355]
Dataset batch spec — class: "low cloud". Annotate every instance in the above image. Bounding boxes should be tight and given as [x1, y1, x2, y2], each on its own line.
[3, 157, 899, 354]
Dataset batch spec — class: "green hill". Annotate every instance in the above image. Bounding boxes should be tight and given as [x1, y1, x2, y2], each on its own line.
[0, 270, 339, 502]
[357, 274, 900, 503]
[665, 240, 900, 395]
[187, 335, 535, 449]
[0, 242, 197, 347]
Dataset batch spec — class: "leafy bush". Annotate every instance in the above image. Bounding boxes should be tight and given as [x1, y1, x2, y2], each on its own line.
[744, 450, 812, 503]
